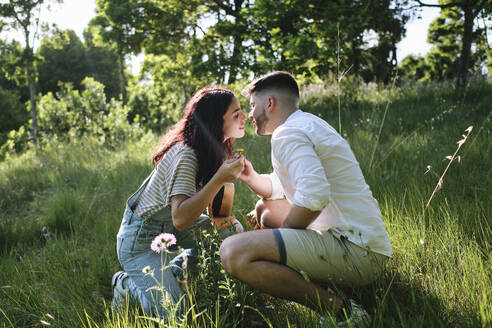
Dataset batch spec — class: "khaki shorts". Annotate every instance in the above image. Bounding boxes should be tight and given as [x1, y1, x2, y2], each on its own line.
[273, 228, 389, 287]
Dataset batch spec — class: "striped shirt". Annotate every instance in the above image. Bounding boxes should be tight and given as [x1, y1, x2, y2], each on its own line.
[134, 143, 198, 218]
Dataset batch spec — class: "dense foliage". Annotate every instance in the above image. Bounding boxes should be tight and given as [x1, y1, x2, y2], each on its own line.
[0, 77, 142, 159]
[0, 0, 491, 152]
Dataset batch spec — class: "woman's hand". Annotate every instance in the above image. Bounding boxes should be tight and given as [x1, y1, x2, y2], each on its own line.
[171, 156, 244, 231]
[216, 156, 245, 183]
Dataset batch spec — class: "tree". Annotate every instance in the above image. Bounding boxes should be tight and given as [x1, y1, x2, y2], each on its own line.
[249, 0, 408, 82]
[0, 40, 24, 92]
[483, 6, 492, 72]
[36, 29, 88, 95]
[0, 86, 27, 145]
[426, 7, 463, 80]
[0, 0, 63, 144]
[92, 0, 156, 103]
[397, 55, 430, 81]
[93, 0, 410, 85]
[0, 40, 29, 144]
[202, 0, 252, 83]
[412, 0, 492, 89]
[83, 26, 122, 100]
[36, 27, 122, 100]
[362, 2, 409, 83]
[400, 1, 491, 83]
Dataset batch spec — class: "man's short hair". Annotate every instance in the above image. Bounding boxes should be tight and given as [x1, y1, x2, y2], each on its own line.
[242, 71, 299, 99]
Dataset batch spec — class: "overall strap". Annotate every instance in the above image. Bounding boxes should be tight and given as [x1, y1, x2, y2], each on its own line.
[127, 169, 156, 210]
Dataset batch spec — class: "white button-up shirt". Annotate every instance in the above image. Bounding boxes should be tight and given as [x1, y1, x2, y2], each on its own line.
[264, 110, 392, 257]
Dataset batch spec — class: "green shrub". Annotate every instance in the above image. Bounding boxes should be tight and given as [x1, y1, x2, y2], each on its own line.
[37, 77, 140, 146]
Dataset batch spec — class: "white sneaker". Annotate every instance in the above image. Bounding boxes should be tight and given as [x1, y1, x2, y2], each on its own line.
[318, 314, 338, 327]
[336, 299, 371, 327]
[111, 271, 128, 310]
[318, 299, 371, 328]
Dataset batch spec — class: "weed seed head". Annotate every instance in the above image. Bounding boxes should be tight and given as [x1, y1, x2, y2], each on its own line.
[142, 265, 154, 277]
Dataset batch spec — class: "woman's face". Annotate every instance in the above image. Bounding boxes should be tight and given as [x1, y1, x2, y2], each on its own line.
[222, 97, 246, 141]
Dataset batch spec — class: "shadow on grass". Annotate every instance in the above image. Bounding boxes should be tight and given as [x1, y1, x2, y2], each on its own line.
[348, 270, 480, 328]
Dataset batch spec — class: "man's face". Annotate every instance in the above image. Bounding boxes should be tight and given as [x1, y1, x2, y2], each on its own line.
[249, 92, 270, 136]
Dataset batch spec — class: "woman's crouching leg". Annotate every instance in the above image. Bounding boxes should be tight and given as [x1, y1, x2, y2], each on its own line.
[121, 251, 185, 320]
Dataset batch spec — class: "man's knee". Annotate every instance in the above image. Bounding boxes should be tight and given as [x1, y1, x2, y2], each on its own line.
[219, 235, 251, 277]
[255, 199, 266, 226]
[256, 199, 277, 229]
[219, 236, 239, 276]
[255, 199, 289, 229]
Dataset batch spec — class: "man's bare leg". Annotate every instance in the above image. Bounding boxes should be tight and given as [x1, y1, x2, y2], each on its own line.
[219, 230, 342, 313]
[255, 199, 291, 229]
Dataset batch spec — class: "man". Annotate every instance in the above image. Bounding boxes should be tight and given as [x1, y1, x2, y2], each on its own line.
[219, 71, 392, 327]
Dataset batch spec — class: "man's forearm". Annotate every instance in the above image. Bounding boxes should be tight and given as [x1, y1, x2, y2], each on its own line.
[242, 172, 273, 199]
[281, 205, 320, 229]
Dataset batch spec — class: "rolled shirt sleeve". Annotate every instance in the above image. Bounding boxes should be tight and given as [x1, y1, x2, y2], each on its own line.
[271, 127, 331, 211]
[260, 171, 285, 200]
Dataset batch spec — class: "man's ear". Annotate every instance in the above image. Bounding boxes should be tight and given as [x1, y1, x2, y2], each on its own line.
[266, 96, 275, 113]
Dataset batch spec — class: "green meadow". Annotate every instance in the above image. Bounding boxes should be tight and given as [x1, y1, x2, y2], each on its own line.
[0, 79, 490, 327]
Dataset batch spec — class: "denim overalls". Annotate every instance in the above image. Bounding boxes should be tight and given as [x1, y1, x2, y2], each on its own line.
[116, 170, 214, 319]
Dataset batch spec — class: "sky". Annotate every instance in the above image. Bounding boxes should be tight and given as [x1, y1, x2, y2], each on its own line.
[3, 0, 441, 75]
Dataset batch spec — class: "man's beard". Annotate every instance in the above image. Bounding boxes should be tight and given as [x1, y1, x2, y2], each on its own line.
[255, 108, 269, 135]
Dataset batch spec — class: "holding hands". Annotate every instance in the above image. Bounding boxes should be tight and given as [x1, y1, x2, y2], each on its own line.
[238, 157, 255, 183]
[217, 153, 271, 200]
[215, 151, 259, 185]
[216, 155, 245, 183]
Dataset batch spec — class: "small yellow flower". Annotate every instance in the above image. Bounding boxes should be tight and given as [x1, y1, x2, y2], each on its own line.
[233, 148, 245, 158]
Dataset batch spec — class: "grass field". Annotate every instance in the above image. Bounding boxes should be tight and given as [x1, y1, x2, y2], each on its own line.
[0, 79, 490, 327]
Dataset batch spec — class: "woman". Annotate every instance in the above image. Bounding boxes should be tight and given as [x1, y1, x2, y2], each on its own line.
[112, 87, 247, 319]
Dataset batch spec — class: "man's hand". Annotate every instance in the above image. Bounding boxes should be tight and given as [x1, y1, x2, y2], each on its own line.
[281, 205, 320, 229]
[238, 157, 255, 183]
[237, 157, 274, 199]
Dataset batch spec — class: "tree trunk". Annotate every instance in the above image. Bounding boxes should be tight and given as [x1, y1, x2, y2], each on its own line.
[350, 39, 362, 76]
[227, 33, 243, 84]
[391, 36, 398, 68]
[24, 39, 37, 144]
[456, 4, 474, 90]
[27, 59, 37, 144]
[226, 0, 245, 84]
[387, 39, 398, 84]
[118, 53, 127, 104]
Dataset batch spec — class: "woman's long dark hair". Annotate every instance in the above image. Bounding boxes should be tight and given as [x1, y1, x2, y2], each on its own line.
[152, 87, 235, 187]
